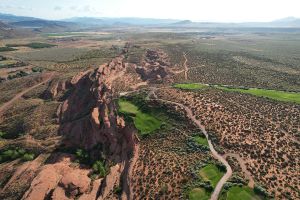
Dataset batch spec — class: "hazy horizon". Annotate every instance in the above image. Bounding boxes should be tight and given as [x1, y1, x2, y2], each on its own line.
[0, 0, 300, 23]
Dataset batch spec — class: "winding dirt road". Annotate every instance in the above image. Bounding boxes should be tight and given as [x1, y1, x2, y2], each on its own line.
[151, 91, 232, 200]
[183, 52, 188, 80]
[0, 72, 54, 116]
[224, 153, 255, 188]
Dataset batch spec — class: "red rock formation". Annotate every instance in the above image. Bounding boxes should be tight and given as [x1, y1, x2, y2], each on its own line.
[2, 45, 138, 200]
[42, 78, 72, 99]
[57, 55, 133, 158]
[136, 49, 173, 83]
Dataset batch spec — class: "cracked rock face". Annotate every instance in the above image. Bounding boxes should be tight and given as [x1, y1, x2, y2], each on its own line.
[21, 53, 137, 200]
[136, 49, 173, 83]
[57, 55, 131, 157]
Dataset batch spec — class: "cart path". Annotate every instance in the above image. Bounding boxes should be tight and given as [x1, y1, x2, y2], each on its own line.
[151, 91, 232, 200]
[183, 52, 188, 80]
[224, 153, 255, 188]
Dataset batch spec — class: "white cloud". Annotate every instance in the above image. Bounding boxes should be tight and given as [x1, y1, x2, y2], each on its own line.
[54, 6, 62, 11]
[0, 0, 300, 21]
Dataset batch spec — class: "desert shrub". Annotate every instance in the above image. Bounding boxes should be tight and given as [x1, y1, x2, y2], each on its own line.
[5, 44, 23, 47]
[22, 153, 35, 161]
[223, 182, 234, 190]
[31, 67, 43, 73]
[230, 174, 246, 184]
[254, 184, 269, 197]
[113, 186, 122, 195]
[0, 131, 7, 138]
[75, 149, 89, 164]
[6, 43, 56, 49]
[7, 71, 28, 80]
[0, 47, 17, 52]
[92, 160, 107, 177]
[27, 43, 57, 49]
[216, 163, 227, 172]
[0, 147, 34, 163]
[199, 181, 214, 192]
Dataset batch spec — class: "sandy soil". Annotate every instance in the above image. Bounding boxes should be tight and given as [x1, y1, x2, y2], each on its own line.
[0, 72, 54, 116]
[152, 89, 232, 200]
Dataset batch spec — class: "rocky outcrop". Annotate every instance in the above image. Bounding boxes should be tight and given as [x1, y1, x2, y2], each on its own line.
[1, 45, 139, 200]
[136, 49, 173, 83]
[22, 154, 93, 200]
[41, 78, 72, 100]
[57, 55, 134, 158]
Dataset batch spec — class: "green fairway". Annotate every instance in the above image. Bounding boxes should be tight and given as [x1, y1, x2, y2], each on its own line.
[199, 164, 224, 188]
[193, 135, 208, 147]
[174, 83, 208, 90]
[216, 86, 300, 104]
[189, 188, 210, 200]
[174, 83, 300, 104]
[118, 100, 140, 114]
[118, 99, 162, 135]
[224, 186, 262, 200]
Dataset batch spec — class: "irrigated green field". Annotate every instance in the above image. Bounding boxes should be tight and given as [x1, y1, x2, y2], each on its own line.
[221, 186, 262, 200]
[193, 135, 208, 147]
[215, 86, 300, 104]
[118, 99, 162, 135]
[199, 164, 224, 188]
[189, 188, 210, 200]
[173, 83, 300, 104]
[174, 83, 208, 90]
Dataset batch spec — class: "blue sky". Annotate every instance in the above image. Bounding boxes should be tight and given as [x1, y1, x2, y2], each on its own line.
[0, 0, 299, 22]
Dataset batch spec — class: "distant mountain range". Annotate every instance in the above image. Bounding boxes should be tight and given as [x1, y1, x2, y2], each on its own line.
[0, 19, 33, 38]
[0, 13, 300, 31]
[170, 17, 300, 28]
[64, 17, 180, 26]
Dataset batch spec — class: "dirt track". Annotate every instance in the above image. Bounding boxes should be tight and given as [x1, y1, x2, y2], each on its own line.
[151, 90, 232, 200]
[0, 72, 54, 116]
[183, 52, 188, 80]
[224, 153, 255, 188]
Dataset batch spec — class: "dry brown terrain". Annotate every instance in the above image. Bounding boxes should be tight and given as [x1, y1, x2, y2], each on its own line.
[156, 87, 300, 199]
[130, 114, 209, 199]
[1, 30, 300, 200]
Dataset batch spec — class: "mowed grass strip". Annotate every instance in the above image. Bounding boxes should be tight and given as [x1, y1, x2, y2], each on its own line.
[174, 83, 300, 104]
[118, 99, 162, 135]
[199, 164, 224, 188]
[174, 83, 208, 90]
[225, 186, 262, 200]
[216, 86, 300, 104]
[189, 188, 210, 200]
